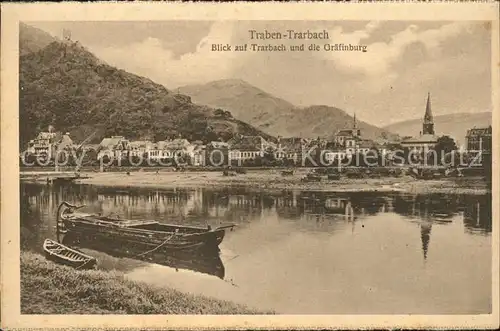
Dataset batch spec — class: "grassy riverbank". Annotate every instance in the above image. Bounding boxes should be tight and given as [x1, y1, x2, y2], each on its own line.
[54, 170, 492, 195]
[21, 251, 268, 314]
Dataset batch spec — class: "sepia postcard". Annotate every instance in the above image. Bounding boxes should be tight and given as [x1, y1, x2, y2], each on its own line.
[1, 1, 499, 330]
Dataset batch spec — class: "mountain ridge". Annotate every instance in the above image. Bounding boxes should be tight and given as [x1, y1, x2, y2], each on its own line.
[178, 79, 398, 141]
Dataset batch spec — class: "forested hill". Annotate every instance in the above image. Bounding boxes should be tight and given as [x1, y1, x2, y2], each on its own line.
[19, 37, 273, 150]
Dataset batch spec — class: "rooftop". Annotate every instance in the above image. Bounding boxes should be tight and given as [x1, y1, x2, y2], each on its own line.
[100, 136, 128, 149]
[336, 129, 356, 137]
[401, 134, 438, 144]
[466, 126, 492, 136]
[278, 137, 305, 152]
[228, 135, 266, 151]
[207, 141, 229, 149]
[36, 132, 57, 141]
[129, 141, 152, 148]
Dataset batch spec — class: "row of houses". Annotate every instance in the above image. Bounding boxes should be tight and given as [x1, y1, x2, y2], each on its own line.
[24, 94, 492, 167]
[23, 128, 390, 167]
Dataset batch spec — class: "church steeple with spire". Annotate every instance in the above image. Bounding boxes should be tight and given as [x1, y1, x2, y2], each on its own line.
[400, 92, 438, 151]
[422, 92, 435, 135]
[352, 112, 361, 137]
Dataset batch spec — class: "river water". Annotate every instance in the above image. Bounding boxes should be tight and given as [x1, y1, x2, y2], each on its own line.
[20, 182, 492, 314]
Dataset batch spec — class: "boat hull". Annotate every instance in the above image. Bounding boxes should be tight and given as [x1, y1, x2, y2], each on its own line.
[43, 239, 97, 269]
[62, 218, 226, 254]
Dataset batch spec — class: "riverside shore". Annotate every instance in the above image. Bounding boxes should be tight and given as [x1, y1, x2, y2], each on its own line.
[32, 169, 490, 195]
[21, 251, 268, 314]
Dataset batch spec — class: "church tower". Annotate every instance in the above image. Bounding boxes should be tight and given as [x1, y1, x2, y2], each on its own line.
[353, 112, 361, 137]
[422, 92, 435, 135]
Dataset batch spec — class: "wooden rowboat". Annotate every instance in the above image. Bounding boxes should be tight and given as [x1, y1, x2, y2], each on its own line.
[57, 202, 235, 254]
[43, 238, 97, 269]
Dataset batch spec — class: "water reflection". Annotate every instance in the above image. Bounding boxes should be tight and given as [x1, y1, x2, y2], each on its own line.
[463, 196, 493, 234]
[62, 233, 225, 279]
[21, 183, 492, 249]
[20, 182, 492, 313]
[393, 193, 492, 231]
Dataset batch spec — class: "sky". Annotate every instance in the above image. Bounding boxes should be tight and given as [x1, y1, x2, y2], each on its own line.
[30, 21, 492, 127]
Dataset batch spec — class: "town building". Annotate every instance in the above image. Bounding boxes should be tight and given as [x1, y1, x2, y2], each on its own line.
[165, 138, 194, 160]
[333, 113, 361, 149]
[191, 144, 206, 166]
[128, 141, 152, 157]
[146, 138, 194, 162]
[332, 113, 365, 155]
[27, 131, 56, 157]
[205, 141, 230, 166]
[466, 126, 492, 155]
[400, 93, 438, 153]
[275, 137, 306, 164]
[26, 129, 74, 160]
[97, 136, 130, 160]
[147, 141, 169, 161]
[227, 135, 272, 162]
[323, 148, 348, 164]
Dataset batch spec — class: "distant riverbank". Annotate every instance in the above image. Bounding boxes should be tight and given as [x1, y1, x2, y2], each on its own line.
[21, 251, 268, 314]
[22, 169, 491, 195]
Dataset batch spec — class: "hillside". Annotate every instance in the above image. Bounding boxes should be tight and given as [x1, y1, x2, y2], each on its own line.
[384, 112, 492, 147]
[178, 79, 395, 140]
[19, 23, 58, 56]
[19, 38, 272, 150]
[178, 79, 295, 129]
[276, 106, 397, 141]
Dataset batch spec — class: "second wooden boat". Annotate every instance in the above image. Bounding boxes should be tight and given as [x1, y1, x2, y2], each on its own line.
[43, 238, 97, 269]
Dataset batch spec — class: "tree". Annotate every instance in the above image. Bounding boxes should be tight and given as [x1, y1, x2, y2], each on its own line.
[435, 135, 458, 154]
[431, 135, 458, 166]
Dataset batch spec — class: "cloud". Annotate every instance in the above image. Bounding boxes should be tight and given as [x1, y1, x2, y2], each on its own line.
[88, 21, 242, 88]
[68, 20, 487, 126]
[324, 21, 471, 79]
[84, 20, 472, 94]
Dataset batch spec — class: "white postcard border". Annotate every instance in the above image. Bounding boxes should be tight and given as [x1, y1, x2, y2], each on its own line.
[1, 2, 499, 329]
